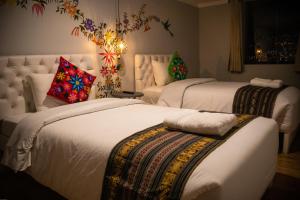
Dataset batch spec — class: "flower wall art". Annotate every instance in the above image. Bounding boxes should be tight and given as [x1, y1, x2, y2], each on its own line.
[1, 0, 174, 97]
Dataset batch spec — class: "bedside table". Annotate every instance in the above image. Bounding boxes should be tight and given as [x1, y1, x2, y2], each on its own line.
[111, 91, 144, 99]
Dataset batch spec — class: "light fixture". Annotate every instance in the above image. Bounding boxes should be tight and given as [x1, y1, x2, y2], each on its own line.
[118, 40, 126, 52]
[115, 37, 127, 55]
[113, 0, 127, 70]
[114, 0, 127, 55]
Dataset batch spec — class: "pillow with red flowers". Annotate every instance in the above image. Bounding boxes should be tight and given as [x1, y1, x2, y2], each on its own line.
[47, 57, 96, 104]
[168, 52, 188, 80]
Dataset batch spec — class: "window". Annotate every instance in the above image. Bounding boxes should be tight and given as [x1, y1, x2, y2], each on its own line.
[244, 0, 300, 64]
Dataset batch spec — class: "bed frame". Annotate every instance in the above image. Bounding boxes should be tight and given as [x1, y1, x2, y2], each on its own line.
[0, 54, 98, 149]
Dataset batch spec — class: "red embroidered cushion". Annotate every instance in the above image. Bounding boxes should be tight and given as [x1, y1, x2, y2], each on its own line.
[47, 57, 96, 104]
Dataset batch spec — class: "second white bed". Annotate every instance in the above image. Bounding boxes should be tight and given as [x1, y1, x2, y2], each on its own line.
[157, 79, 300, 153]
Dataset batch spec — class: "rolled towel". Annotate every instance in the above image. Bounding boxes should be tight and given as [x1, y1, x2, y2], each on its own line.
[250, 78, 283, 88]
[164, 112, 238, 136]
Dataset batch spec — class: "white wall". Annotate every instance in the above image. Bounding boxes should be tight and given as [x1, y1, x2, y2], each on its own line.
[0, 0, 199, 90]
[198, 4, 300, 88]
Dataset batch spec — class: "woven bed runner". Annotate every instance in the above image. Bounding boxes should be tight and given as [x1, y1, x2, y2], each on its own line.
[233, 85, 286, 118]
[101, 114, 256, 200]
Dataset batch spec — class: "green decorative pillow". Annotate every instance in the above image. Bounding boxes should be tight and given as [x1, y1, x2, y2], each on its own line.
[168, 52, 187, 80]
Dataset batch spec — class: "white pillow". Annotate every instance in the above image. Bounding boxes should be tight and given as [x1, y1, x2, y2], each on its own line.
[152, 60, 172, 86]
[26, 74, 66, 111]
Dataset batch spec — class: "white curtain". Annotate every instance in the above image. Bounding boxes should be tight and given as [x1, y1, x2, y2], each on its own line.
[228, 0, 243, 73]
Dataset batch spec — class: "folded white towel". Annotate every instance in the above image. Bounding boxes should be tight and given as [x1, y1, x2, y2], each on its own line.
[250, 78, 283, 88]
[164, 112, 238, 136]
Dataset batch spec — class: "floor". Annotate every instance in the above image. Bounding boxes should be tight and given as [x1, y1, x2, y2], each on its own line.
[262, 132, 300, 200]
[0, 133, 300, 200]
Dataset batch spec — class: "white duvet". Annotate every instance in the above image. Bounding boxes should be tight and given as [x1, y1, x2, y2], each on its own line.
[2, 98, 278, 200]
[158, 79, 300, 133]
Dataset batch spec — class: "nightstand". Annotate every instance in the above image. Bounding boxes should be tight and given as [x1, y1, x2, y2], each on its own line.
[111, 91, 144, 99]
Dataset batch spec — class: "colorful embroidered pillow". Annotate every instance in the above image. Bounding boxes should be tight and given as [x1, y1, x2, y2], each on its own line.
[47, 57, 96, 104]
[168, 52, 187, 80]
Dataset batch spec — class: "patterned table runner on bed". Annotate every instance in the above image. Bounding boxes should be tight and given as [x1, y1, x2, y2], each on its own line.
[233, 85, 286, 118]
[101, 114, 256, 200]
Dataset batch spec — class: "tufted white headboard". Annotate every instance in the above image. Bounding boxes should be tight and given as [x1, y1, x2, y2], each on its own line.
[0, 54, 98, 119]
[135, 54, 171, 92]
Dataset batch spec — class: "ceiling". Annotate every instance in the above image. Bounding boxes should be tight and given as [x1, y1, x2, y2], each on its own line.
[177, 0, 228, 8]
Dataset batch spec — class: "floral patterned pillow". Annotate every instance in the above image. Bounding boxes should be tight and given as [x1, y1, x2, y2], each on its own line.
[168, 52, 188, 80]
[47, 57, 96, 104]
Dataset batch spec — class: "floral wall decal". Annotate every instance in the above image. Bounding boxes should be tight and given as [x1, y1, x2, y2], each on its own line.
[4, 0, 174, 47]
[97, 46, 122, 98]
[1, 0, 174, 98]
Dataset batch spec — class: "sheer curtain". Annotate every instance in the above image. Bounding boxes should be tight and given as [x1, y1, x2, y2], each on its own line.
[228, 0, 243, 73]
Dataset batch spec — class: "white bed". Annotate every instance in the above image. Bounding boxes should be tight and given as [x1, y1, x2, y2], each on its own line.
[135, 54, 300, 153]
[0, 54, 278, 200]
[2, 98, 278, 200]
[157, 79, 300, 154]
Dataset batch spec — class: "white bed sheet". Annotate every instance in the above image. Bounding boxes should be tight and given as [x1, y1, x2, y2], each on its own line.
[2, 99, 278, 200]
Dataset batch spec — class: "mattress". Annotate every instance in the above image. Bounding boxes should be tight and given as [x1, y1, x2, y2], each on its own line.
[142, 86, 164, 104]
[0, 113, 32, 150]
[1, 98, 278, 200]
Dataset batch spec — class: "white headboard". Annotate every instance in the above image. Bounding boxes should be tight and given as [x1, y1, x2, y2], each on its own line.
[135, 54, 171, 92]
[0, 54, 98, 118]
